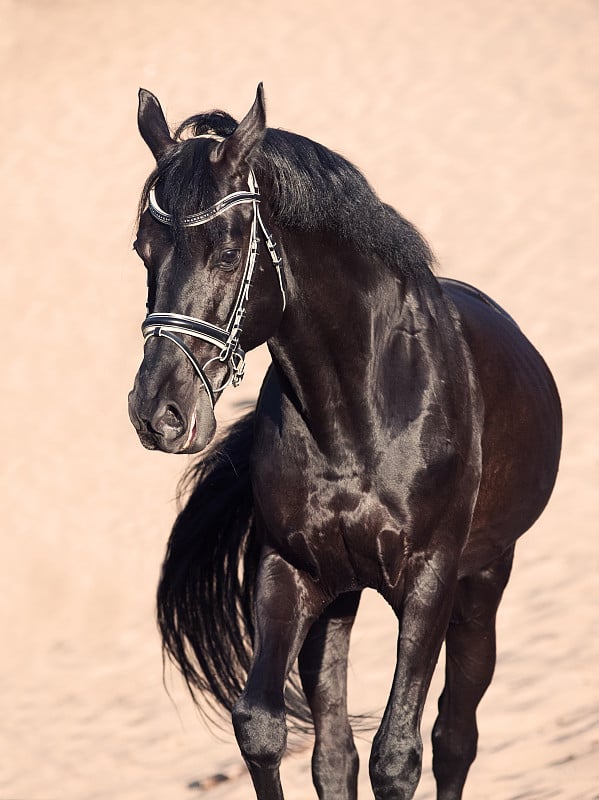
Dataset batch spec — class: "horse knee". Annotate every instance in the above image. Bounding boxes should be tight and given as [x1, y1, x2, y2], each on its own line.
[369, 733, 422, 799]
[232, 696, 287, 768]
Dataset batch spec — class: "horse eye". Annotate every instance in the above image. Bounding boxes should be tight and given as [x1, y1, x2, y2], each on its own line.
[219, 248, 241, 270]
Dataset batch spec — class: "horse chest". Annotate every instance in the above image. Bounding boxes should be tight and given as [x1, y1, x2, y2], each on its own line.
[251, 435, 415, 591]
[251, 367, 478, 590]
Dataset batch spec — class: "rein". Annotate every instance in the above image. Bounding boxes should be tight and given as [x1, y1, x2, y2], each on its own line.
[142, 147, 285, 408]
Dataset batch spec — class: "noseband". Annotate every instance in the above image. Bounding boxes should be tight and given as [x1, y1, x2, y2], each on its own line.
[141, 145, 285, 408]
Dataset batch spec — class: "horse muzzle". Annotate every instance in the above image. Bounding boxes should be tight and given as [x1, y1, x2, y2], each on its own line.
[128, 378, 217, 454]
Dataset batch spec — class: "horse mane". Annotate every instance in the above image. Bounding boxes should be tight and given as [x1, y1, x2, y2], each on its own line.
[138, 112, 435, 280]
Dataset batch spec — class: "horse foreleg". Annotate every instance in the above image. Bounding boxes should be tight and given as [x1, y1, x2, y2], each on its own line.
[298, 591, 362, 800]
[432, 545, 515, 800]
[370, 550, 458, 800]
[232, 546, 328, 800]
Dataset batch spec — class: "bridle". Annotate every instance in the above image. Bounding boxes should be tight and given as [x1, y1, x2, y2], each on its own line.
[141, 138, 285, 408]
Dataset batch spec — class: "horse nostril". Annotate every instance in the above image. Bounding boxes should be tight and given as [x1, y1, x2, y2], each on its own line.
[163, 404, 184, 428]
[151, 403, 185, 440]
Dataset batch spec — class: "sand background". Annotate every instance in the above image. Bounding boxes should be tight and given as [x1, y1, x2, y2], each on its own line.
[1, 1, 597, 798]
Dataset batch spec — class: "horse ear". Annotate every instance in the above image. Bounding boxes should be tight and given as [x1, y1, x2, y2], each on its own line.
[211, 83, 266, 172]
[137, 88, 173, 161]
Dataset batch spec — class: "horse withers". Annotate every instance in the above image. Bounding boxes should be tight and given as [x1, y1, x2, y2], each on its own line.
[128, 85, 562, 800]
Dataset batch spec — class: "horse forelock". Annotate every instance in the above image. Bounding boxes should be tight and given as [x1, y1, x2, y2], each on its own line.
[174, 111, 239, 141]
[138, 115, 239, 253]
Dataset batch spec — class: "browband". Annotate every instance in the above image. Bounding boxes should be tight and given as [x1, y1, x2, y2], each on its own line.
[148, 187, 261, 227]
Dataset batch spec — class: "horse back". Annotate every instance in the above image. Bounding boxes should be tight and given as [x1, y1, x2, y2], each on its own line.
[440, 278, 562, 575]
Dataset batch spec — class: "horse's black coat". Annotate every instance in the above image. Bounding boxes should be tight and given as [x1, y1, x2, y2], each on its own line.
[129, 86, 562, 800]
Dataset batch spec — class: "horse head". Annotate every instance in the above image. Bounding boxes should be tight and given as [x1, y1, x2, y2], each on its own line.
[128, 85, 285, 453]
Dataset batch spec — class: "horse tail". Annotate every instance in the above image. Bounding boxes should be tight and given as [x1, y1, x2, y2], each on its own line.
[156, 411, 258, 719]
[156, 410, 311, 728]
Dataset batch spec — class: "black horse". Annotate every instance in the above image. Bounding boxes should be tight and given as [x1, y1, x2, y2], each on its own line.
[128, 85, 562, 800]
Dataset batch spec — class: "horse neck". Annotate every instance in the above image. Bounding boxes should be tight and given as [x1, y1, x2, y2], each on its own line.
[267, 228, 444, 458]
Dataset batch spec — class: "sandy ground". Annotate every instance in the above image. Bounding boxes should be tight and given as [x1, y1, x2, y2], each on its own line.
[1, 0, 598, 798]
